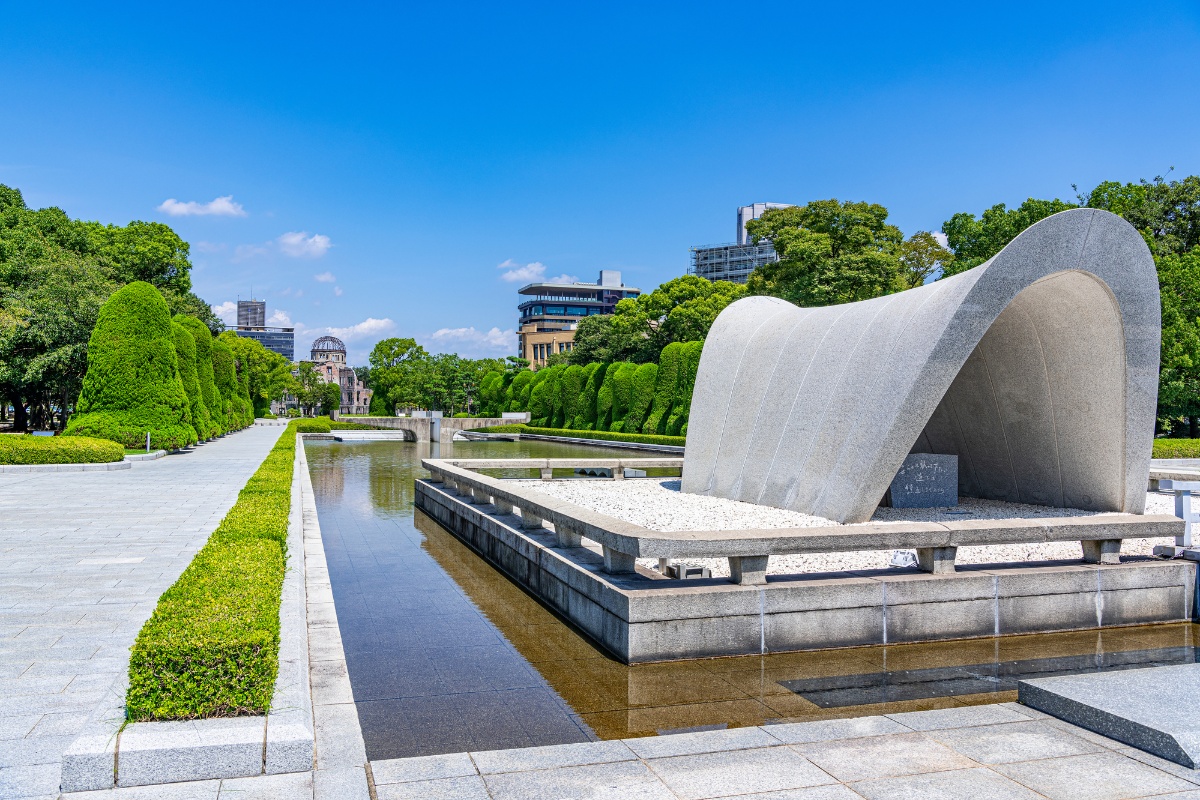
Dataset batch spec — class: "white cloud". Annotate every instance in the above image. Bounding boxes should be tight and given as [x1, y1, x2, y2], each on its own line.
[193, 241, 227, 254]
[211, 301, 237, 325]
[313, 271, 336, 283]
[426, 326, 516, 357]
[267, 309, 292, 326]
[333, 286, 343, 297]
[278, 231, 332, 258]
[158, 195, 247, 217]
[932, 231, 950, 249]
[325, 317, 396, 342]
[496, 259, 578, 285]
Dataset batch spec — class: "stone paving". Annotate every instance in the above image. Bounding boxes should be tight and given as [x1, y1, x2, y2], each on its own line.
[0, 426, 284, 800]
[369, 703, 1200, 799]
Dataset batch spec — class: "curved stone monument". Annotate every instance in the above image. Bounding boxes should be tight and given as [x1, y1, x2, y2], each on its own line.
[681, 208, 1161, 523]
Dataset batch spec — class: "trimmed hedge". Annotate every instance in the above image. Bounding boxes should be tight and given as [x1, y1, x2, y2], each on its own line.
[476, 423, 685, 448]
[1153, 438, 1200, 458]
[125, 421, 299, 720]
[172, 321, 214, 440]
[295, 419, 332, 433]
[64, 282, 197, 451]
[0, 435, 125, 465]
[328, 420, 374, 430]
[176, 315, 224, 436]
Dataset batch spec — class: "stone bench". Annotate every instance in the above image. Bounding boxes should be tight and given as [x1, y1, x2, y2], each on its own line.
[423, 459, 1184, 585]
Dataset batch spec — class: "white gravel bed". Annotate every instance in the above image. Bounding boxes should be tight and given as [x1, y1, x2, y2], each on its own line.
[515, 478, 1178, 576]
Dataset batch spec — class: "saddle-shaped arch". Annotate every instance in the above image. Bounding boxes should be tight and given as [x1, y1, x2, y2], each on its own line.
[680, 209, 1160, 523]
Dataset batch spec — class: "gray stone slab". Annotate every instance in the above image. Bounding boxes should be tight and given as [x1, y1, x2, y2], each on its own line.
[928, 720, 1102, 764]
[850, 767, 1045, 800]
[116, 718, 264, 787]
[373, 774, 492, 800]
[481, 760, 675, 800]
[886, 704, 1033, 731]
[622, 726, 780, 759]
[764, 716, 909, 744]
[1019, 663, 1200, 769]
[993, 751, 1197, 800]
[647, 746, 837, 799]
[370, 753, 477, 785]
[887, 454, 958, 509]
[470, 740, 636, 775]
[795, 733, 977, 783]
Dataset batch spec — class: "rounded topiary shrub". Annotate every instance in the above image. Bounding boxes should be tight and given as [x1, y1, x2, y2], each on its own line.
[65, 281, 197, 450]
[210, 338, 241, 433]
[176, 315, 223, 436]
[172, 321, 214, 440]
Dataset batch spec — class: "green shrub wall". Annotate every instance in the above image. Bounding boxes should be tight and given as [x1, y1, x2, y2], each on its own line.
[172, 321, 215, 440]
[210, 338, 242, 433]
[462, 339, 704, 439]
[64, 281, 197, 451]
[476, 423, 685, 448]
[125, 421, 299, 720]
[176, 315, 223, 436]
[1153, 439, 1200, 458]
[0, 435, 126, 465]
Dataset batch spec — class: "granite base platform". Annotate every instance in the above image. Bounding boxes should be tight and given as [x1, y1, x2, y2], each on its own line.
[1020, 663, 1200, 768]
[414, 480, 1199, 663]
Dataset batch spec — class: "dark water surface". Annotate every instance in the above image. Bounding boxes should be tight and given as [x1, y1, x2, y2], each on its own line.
[305, 439, 1200, 760]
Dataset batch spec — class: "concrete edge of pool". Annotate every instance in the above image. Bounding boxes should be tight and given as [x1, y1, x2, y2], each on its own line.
[414, 478, 1199, 663]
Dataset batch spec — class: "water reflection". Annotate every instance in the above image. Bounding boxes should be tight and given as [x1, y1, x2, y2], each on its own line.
[307, 439, 1200, 755]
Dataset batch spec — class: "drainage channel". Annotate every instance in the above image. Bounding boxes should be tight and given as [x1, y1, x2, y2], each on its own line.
[306, 438, 1200, 760]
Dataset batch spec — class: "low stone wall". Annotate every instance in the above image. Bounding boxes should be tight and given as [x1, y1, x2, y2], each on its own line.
[416, 480, 1199, 663]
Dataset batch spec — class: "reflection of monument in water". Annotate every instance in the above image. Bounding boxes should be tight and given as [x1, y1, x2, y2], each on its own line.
[310, 456, 344, 500]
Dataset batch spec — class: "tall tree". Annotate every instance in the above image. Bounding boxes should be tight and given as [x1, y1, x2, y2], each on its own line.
[745, 199, 904, 306]
[939, 197, 1076, 276]
[898, 231, 955, 288]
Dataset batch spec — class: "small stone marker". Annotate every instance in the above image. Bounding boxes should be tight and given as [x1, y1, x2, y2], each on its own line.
[887, 454, 958, 508]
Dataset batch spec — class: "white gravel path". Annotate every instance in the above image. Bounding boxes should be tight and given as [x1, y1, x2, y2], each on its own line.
[516, 478, 1178, 576]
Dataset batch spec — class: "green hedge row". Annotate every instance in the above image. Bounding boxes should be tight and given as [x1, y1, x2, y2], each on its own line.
[1153, 438, 1200, 458]
[0, 434, 126, 465]
[294, 419, 332, 434]
[477, 340, 703, 436]
[125, 421, 299, 720]
[476, 423, 685, 448]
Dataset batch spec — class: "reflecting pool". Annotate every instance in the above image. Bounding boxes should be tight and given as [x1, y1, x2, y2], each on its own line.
[305, 439, 1200, 760]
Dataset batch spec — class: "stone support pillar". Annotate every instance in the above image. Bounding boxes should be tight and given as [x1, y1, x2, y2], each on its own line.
[1082, 539, 1122, 565]
[602, 546, 636, 574]
[916, 546, 957, 574]
[728, 555, 769, 585]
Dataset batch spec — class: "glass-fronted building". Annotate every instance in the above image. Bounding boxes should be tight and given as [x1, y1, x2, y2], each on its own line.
[233, 327, 295, 361]
[517, 270, 640, 368]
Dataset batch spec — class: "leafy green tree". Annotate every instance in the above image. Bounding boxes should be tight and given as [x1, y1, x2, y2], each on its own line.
[745, 200, 904, 306]
[174, 315, 223, 434]
[898, 231, 955, 288]
[939, 197, 1076, 277]
[210, 337, 242, 431]
[366, 337, 427, 411]
[64, 281, 196, 449]
[570, 276, 745, 365]
[294, 362, 326, 416]
[318, 380, 343, 416]
[219, 333, 293, 418]
[1156, 248, 1200, 434]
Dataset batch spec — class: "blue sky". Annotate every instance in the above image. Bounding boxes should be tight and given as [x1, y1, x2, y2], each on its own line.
[3, 3, 1199, 364]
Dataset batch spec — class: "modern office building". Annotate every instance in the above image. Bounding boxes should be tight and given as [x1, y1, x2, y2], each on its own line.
[231, 299, 295, 360]
[516, 270, 640, 368]
[689, 202, 793, 284]
[310, 336, 372, 415]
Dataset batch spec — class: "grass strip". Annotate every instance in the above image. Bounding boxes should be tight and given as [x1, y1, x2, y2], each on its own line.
[125, 421, 299, 720]
[1153, 438, 1200, 459]
[0, 434, 125, 465]
[474, 423, 685, 448]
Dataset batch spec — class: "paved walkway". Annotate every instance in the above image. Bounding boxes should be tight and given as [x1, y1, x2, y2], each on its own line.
[0, 426, 285, 800]
[369, 703, 1200, 800]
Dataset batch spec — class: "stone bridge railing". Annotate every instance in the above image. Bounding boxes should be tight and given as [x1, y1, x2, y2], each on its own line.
[421, 458, 1183, 585]
[346, 416, 504, 443]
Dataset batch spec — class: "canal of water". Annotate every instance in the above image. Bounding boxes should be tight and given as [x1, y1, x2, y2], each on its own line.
[305, 439, 1200, 761]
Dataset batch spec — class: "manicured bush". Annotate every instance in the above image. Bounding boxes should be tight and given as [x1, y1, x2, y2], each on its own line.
[172, 321, 215, 440]
[176, 315, 223, 436]
[666, 341, 703, 436]
[125, 421, 300, 720]
[64, 282, 197, 451]
[261, 413, 278, 420]
[507, 370, 534, 412]
[559, 365, 586, 429]
[644, 342, 681, 435]
[596, 362, 622, 430]
[211, 337, 242, 432]
[574, 363, 604, 430]
[328, 420, 374, 430]
[475, 423, 685, 448]
[0, 434, 126, 465]
[1153, 438, 1200, 458]
[295, 419, 332, 433]
[608, 362, 639, 432]
[624, 363, 658, 434]
[528, 365, 561, 427]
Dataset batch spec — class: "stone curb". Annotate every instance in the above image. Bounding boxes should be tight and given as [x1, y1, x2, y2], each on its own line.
[60, 428, 314, 791]
[124, 450, 169, 461]
[0, 460, 132, 473]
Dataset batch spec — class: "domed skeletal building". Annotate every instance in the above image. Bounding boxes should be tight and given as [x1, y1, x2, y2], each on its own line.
[309, 336, 372, 415]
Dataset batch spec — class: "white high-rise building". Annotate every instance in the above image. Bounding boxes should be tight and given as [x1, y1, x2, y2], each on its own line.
[690, 202, 794, 284]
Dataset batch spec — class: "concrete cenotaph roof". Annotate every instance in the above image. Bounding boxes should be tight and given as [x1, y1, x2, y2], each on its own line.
[681, 208, 1161, 523]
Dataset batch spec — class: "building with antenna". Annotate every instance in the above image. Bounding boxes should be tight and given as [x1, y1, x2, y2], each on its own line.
[231, 299, 294, 360]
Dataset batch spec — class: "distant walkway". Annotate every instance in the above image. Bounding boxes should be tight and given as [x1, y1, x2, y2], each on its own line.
[0, 426, 284, 800]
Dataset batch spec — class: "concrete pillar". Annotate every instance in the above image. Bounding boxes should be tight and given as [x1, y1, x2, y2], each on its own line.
[494, 499, 514, 515]
[728, 555, 769, 585]
[916, 546, 957, 574]
[520, 509, 544, 530]
[1082, 539, 1122, 565]
[554, 524, 582, 548]
[613, 467, 625, 480]
[469, 487, 490, 505]
[603, 546, 636, 574]
[539, 468, 554, 481]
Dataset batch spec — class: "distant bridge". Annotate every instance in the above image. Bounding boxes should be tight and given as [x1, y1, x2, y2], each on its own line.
[342, 415, 502, 444]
